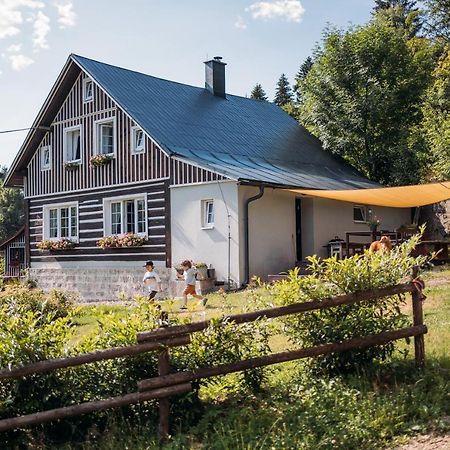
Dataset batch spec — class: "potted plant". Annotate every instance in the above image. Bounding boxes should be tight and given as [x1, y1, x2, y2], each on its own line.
[96, 233, 145, 249]
[37, 238, 76, 252]
[64, 161, 80, 170]
[195, 262, 208, 280]
[90, 154, 113, 167]
[367, 217, 381, 232]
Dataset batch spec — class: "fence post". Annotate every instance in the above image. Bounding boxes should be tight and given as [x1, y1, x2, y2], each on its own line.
[157, 311, 170, 442]
[411, 266, 425, 368]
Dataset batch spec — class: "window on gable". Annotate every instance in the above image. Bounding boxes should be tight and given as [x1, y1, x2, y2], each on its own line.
[353, 205, 368, 223]
[95, 119, 115, 155]
[105, 196, 147, 237]
[45, 204, 78, 241]
[64, 127, 82, 162]
[83, 78, 93, 102]
[132, 127, 145, 153]
[201, 200, 214, 228]
[41, 145, 51, 170]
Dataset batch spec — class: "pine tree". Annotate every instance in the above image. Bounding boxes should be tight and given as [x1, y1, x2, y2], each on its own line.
[274, 74, 292, 107]
[374, 0, 416, 11]
[373, 0, 422, 36]
[250, 83, 268, 101]
[0, 167, 24, 242]
[294, 57, 313, 103]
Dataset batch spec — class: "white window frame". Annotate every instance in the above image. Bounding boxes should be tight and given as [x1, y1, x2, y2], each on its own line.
[103, 193, 148, 237]
[40, 145, 51, 171]
[83, 77, 93, 102]
[131, 126, 145, 153]
[201, 199, 215, 229]
[63, 125, 83, 163]
[94, 117, 116, 157]
[353, 205, 368, 223]
[43, 202, 79, 242]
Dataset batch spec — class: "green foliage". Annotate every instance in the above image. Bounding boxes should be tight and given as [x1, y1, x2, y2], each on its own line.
[274, 73, 293, 107]
[0, 167, 24, 243]
[268, 233, 429, 375]
[299, 16, 439, 185]
[250, 83, 268, 101]
[294, 56, 313, 104]
[423, 0, 450, 42]
[420, 45, 450, 180]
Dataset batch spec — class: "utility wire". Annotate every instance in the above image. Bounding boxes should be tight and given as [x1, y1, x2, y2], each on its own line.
[0, 126, 51, 134]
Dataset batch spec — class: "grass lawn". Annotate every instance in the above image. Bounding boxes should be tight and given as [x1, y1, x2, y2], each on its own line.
[65, 266, 450, 449]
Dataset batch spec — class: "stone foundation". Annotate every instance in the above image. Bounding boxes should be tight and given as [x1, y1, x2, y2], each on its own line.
[28, 267, 217, 303]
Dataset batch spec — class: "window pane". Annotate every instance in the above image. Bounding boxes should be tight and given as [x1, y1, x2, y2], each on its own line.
[137, 199, 146, 233]
[126, 200, 135, 233]
[85, 81, 93, 100]
[100, 123, 114, 154]
[49, 209, 58, 238]
[67, 129, 81, 161]
[70, 206, 78, 238]
[111, 202, 122, 235]
[60, 208, 69, 238]
[135, 130, 144, 151]
[206, 201, 214, 224]
[353, 206, 365, 222]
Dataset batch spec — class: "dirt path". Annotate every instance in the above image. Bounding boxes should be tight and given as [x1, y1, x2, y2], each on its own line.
[395, 433, 450, 450]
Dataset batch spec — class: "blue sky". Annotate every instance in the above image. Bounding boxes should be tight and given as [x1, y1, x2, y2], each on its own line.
[0, 0, 374, 168]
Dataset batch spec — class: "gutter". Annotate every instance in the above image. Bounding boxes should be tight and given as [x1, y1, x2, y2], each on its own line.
[243, 185, 265, 286]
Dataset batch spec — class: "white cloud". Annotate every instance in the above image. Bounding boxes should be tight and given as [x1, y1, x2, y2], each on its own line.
[235, 15, 247, 30]
[6, 42, 22, 52]
[54, 1, 76, 28]
[32, 10, 50, 48]
[6, 52, 34, 70]
[247, 0, 305, 23]
[0, 0, 45, 38]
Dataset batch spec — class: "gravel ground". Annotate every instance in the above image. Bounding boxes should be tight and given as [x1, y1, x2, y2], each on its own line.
[394, 433, 450, 450]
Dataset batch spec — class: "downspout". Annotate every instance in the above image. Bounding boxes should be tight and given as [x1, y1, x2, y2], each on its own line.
[243, 185, 265, 286]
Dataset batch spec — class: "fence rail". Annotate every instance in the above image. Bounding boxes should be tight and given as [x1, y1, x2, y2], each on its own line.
[0, 270, 427, 441]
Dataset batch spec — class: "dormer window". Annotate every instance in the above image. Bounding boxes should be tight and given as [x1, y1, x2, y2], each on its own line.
[83, 78, 93, 102]
[95, 118, 116, 156]
[41, 145, 51, 170]
[64, 126, 82, 163]
[132, 127, 145, 153]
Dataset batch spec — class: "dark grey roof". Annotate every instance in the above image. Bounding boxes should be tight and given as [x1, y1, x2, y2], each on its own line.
[72, 55, 378, 189]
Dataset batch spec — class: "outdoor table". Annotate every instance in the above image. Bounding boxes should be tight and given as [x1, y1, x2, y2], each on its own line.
[345, 231, 399, 257]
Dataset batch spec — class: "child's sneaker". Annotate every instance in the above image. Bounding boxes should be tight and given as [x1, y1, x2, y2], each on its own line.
[201, 297, 208, 307]
[180, 305, 187, 310]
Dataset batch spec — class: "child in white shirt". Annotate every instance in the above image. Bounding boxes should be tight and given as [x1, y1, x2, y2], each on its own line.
[143, 260, 161, 301]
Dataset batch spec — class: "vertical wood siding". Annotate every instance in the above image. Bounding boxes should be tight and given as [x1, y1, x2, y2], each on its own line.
[2, 232, 27, 278]
[170, 158, 225, 186]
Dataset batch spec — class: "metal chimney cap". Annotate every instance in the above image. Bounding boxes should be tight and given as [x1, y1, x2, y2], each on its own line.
[214, 56, 223, 61]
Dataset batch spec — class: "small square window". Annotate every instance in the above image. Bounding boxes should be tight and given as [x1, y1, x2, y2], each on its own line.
[353, 205, 368, 223]
[83, 78, 93, 102]
[202, 200, 214, 228]
[132, 127, 145, 153]
[41, 145, 51, 170]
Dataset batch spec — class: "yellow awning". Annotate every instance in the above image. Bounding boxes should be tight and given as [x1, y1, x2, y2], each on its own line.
[289, 182, 450, 208]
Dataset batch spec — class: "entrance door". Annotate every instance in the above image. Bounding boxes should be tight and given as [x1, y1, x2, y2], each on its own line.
[295, 198, 302, 262]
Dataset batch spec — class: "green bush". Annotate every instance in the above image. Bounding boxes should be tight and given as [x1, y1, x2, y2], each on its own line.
[269, 233, 429, 375]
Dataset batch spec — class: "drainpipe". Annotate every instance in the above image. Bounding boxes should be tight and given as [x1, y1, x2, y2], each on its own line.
[243, 185, 265, 286]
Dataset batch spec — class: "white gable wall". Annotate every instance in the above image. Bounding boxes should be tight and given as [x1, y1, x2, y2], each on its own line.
[170, 181, 241, 287]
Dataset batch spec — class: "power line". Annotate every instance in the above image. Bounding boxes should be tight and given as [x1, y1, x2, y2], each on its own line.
[0, 126, 51, 134]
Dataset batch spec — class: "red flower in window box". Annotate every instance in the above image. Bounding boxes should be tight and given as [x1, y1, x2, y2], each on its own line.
[90, 154, 113, 167]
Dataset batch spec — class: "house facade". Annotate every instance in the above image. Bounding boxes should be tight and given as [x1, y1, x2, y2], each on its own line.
[5, 54, 410, 301]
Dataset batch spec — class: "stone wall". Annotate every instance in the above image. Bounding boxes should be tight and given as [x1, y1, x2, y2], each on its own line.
[28, 267, 217, 303]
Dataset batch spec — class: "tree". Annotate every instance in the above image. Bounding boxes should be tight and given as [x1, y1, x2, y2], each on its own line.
[0, 167, 24, 242]
[423, 0, 450, 42]
[250, 83, 268, 101]
[373, 0, 422, 37]
[294, 57, 313, 103]
[420, 47, 450, 180]
[274, 74, 293, 107]
[299, 18, 438, 185]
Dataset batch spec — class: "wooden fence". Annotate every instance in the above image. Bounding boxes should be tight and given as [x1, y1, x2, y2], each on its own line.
[0, 271, 427, 440]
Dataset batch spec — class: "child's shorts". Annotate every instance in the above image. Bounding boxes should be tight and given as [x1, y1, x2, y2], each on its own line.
[183, 284, 196, 296]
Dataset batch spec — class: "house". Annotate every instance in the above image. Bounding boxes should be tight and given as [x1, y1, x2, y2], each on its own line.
[4, 54, 411, 301]
[0, 226, 27, 279]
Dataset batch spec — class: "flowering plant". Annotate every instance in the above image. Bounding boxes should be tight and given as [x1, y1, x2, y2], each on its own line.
[97, 233, 145, 249]
[367, 217, 381, 229]
[194, 262, 208, 268]
[90, 154, 113, 167]
[37, 239, 76, 251]
[64, 161, 80, 170]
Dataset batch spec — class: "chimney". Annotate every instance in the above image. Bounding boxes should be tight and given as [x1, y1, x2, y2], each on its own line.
[204, 56, 227, 98]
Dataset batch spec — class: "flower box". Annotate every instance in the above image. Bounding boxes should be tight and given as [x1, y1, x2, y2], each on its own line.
[97, 233, 145, 249]
[37, 239, 76, 252]
[90, 154, 113, 167]
[64, 161, 80, 170]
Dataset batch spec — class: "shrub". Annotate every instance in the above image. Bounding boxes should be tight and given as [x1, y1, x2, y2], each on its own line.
[269, 233, 430, 375]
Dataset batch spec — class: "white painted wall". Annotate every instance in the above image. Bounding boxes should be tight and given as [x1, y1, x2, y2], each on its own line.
[170, 181, 240, 287]
[238, 187, 297, 282]
[307, 198, 412, 258]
